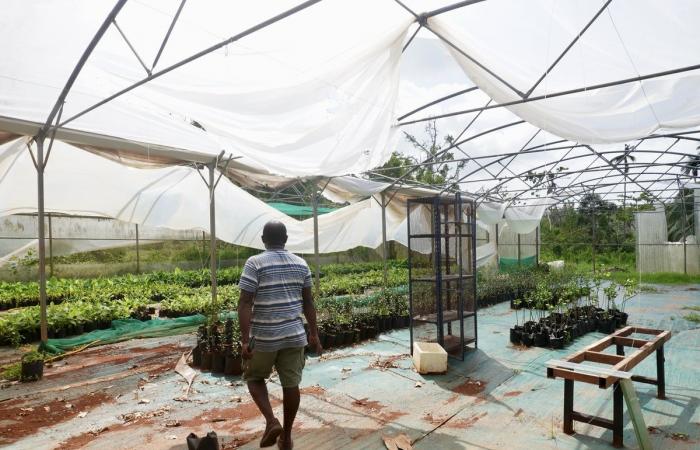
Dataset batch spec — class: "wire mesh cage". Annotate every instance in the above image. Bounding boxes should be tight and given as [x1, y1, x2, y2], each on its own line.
[407, 193, 477, 361]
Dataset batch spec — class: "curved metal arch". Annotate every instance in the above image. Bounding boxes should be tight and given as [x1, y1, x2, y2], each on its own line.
[541, 173, 695, 208]
[472, 148, 699, 201]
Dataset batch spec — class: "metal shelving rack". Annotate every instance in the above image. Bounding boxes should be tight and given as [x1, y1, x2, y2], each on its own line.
[407, 193, 477, 360]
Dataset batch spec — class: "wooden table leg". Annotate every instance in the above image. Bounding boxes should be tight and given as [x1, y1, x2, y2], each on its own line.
[656, 346, 666, 399]
[613, 381, 624, 448]
[616, 344, 625, 356]
[564, 379, 574, 435]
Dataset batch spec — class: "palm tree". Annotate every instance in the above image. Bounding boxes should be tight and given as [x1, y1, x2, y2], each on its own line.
[681, 146, 700, 182]
[610, 144, 637, 208]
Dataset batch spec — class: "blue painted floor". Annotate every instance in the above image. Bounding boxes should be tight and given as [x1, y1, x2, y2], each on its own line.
[2, 284, 699, 449]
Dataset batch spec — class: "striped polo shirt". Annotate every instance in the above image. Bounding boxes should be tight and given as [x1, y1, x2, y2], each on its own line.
[239, 248, 311, 352]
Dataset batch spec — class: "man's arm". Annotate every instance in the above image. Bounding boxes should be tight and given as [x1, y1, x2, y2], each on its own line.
[238, 289, 255, 358]
[302, 286, 322, 354]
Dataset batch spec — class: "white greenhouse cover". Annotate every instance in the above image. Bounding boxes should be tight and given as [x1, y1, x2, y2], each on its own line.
[0, 0, 698, 255]
[0, 137, 501, 263]
[1, 0, 699, 179]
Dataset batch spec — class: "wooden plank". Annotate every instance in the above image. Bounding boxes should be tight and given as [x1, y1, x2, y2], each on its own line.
[584, 351, 625, 365]
[550, 368, 600, 385]
[564, 327, 633, 363]
[614, 336, 652, 348]
[631, 375, 658, 386]
[571, 411, 615, 430]
[546, 360, 632, 379]
[564, 334, 615, 362]
[629, 326, 665, 336]
[620, 378, 653, 450]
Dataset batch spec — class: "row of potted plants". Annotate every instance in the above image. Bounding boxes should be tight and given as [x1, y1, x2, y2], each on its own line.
[0, 260, 409, 310]
[510, 276, 639, 349]
[191, 317, 244, 375]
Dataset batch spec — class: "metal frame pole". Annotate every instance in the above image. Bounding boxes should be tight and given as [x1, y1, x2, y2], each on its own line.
[517, 233, 521, 267]
[592, 204, 597, 273]
[312, 190, 320, 295]
[135, 223, 140, 274]
[677, 178, 688, 274]
[48, 213, 54, 278]
[381, 192, 388, 285]
[535, 225, 540, 265]
[208, 164, 218, 311]
[35, 137, 48, 343]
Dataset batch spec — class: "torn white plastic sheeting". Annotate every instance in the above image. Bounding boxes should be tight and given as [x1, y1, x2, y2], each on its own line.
[0, 138, 499, 263]
[0, 0, 412, 177]
[503, 199, 554, 235]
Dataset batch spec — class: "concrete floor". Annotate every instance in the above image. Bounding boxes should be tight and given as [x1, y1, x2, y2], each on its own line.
[1, 284, 699, 450]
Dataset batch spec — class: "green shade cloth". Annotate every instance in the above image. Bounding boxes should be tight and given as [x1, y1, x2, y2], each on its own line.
[39, 315, 208, 355]
[267, 202, 336, 217]
[499, 256, 537, 271]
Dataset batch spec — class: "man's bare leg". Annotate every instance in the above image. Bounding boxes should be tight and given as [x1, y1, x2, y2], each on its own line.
[279, 386, 300, 449]
[248, 381, 281, 445]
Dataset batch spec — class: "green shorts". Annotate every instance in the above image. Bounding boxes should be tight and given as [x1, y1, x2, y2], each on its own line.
[243, 346, 306, 388]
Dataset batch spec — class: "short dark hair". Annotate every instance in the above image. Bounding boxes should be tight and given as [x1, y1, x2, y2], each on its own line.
[262, 220, 287, 246]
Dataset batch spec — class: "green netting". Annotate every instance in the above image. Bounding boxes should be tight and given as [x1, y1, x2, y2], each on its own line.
[499, 256, 537, 271]
[38, 315, 209, 355]
[267, 202, 336, 217]
[37, 285, 408, 355]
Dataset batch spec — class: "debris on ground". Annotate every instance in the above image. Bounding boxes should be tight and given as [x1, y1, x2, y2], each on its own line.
[383, 433, 413, 450]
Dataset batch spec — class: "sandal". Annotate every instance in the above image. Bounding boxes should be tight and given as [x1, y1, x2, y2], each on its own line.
[260, 419, 283, 447]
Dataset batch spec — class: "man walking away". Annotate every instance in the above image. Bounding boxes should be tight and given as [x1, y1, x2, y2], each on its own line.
[238, 220, 322, 449]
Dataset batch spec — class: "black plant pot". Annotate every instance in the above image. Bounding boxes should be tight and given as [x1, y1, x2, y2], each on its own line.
[521, 333, 534, 347]
[326, 334, 337, 348]
[201, 351, 213, 371]
[212, 351, 226, 374]
[21, 360, 44, 382]
[597, 318, 615, 334]
[365, 326, 377, 339]
[509, 328, 522, 345]
[550, 336, 564, 349]
[401, 315, 410, 328]
[618, 312, 629, 326]
[534, 331, 549, 347]
[224, 354, 243, 376]
[192, 345, 202, 367]
[342, 330, 354, 346]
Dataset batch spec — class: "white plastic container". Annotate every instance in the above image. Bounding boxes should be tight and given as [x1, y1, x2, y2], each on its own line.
[412, 342, 448, 374]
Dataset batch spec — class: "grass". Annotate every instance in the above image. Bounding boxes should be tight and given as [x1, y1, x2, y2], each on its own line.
[684, 313, 700, 323]
[683, 306, 700, 311]
[1, 362, 21, 381]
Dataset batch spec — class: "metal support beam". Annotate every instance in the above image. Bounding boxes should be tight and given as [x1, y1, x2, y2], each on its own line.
[592, 202, 597, 273]
[208, 163, 218, 313]
[312, 190, 320, 295]
[48, 213, 53, 278]
[59, 0, 324, 129]
[678, 177, 688, 274]
[35, 137, 48, 343]
[381, 192, 388, 284]
[399, 63, 700, 126]
[135, 223, 140, 274]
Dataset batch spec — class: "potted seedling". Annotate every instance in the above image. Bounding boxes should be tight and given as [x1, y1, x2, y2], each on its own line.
[21, 350, 44, 382]
[618, 279, 637, 326]
[223, 318, 243, 376]
[510, 299, 523, 345]
[210, 322, 225, 373]
[192, 325, 206, 367]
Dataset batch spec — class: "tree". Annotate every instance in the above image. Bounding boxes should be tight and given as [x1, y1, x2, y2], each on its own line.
[681, 147, 700, 182]
[372, 120, 465, 189]
[610, 144, 637, 208]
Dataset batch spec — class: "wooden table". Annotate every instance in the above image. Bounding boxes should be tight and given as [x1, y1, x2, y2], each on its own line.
[546, 326, 671, 448]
